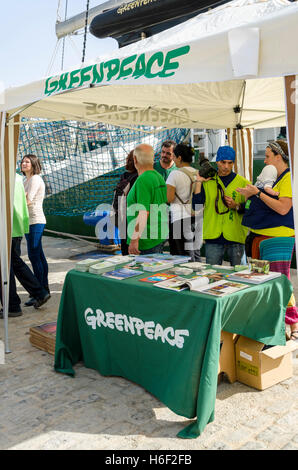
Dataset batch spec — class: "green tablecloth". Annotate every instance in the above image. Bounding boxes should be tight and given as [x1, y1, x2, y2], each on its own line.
[54, 269, 292, 438]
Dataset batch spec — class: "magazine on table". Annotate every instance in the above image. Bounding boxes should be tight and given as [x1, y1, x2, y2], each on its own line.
[195, 280, 249, 297]
[101, 268, 144, 280]
[139, 273, 177, 283]
[228, 269, 281, 284]
[154, 276, 210, 292]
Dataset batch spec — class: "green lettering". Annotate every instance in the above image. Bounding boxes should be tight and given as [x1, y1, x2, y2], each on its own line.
[159, 45, 190, 78]
[117, 54, 137, 80]
[92, 63, 104, 84]
[45, 76, 58, 96]
[104, 59, 120, 81]
[69, 69, 81, 89]
[145, 52, 164, 79]
[79, 65, 93, 86]
[58, 73, 69, 91]
[133, 53, 146, 79]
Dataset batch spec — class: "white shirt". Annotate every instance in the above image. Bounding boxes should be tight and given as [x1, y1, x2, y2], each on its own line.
[166, 167, 203, 223]
[23, 174, 46, 225]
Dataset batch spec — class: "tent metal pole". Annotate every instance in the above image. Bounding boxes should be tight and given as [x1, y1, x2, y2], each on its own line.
[0, 112, 10, 353]
[284, 75, 298, 278]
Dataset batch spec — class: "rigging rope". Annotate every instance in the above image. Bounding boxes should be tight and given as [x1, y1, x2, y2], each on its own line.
[82, 0, 90, 64]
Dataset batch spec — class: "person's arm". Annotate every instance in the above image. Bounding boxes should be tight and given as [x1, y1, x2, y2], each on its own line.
[166, 184, 176, 203]
[192, 174, 209, 207]
[194, 174, 211, 194]
[128, 210, 149, 255]
[236, 184, 292, 215]
[25, 176, 40, 206]
[25, 193, 32, 206]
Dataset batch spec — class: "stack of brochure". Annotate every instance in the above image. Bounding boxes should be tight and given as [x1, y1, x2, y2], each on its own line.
[75, 258, 105, 272]
[89, 260, 116, 274]
[228, 269, 281, 284]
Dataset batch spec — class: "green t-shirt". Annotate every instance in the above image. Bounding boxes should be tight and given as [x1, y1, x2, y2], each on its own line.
[126, 170, 168, 250]
[153, 160, 176, 181]
[12, 174, 29, 237]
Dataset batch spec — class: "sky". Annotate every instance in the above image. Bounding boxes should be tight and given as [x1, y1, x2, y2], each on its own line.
[0, 0, 119, 88]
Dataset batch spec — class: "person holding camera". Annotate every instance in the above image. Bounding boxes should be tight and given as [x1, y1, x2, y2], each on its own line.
[192, 146, 250, 266]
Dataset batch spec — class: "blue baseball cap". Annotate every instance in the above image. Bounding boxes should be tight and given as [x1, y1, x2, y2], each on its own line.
[216, 146, 235, 162]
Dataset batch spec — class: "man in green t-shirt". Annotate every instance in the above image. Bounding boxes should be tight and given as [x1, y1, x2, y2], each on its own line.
[0, 174, 50, 318]
[153, 139, 177, 181]
[127, 144, 168, 255]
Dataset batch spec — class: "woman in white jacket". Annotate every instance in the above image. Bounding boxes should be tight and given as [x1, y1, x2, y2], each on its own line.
[21, 154, 50, 305]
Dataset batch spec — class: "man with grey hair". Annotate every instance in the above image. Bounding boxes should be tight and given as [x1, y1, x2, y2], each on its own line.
[127, 144, 168, 255]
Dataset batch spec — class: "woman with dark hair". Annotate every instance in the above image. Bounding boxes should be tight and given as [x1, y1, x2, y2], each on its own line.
[166, 143, 203, 261]
[237, 140, 298, 341]
[113, 150, 138, 255]
[21, 154, 50, 306]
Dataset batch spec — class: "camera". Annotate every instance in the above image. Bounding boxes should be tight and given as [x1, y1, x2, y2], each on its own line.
[198, 156, 217, 179]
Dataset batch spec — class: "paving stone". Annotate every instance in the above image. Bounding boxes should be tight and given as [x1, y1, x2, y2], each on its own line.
[256, 425, 294, 448]
[239, 441, 267, 450]
[281, 442, 298, 450]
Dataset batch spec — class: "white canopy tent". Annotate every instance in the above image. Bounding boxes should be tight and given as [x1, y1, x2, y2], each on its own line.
[1, 0, 298, 353]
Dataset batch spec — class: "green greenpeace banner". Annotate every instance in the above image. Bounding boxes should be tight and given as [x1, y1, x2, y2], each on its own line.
[54, 269, 291, 438]
[45, 45, 190, 96]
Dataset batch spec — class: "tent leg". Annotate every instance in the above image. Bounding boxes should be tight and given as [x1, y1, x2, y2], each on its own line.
[3, 286, 11, 354]
[0, 113, 20, 355]
[284, 75, 298, 278]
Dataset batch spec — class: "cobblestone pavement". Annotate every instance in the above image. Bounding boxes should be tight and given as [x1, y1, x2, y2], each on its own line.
[0, 237, 297, 450]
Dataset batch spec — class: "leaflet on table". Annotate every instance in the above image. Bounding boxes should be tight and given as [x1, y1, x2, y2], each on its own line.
[154, 276, 210, 292]
[101, 268, 144, 279]
[179, 262, 209, 270]
[139, 273, 177, 283]
[135, 254, 191, 265]
[106, 255, 134, 265]
[196, 280, 249, 296]
[211, 264, 235, 271]
[141, 261, 174, 272]
[228, 269, 281, 284]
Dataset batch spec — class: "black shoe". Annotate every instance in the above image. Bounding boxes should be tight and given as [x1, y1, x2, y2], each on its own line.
[24, 297, 36, 307]
[0, 308, 23, 318]
[33, 293, 51, 309]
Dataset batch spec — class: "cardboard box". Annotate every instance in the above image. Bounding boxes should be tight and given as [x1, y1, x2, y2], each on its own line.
[218, 331, 239, 384]
[235, 336, 298, 390]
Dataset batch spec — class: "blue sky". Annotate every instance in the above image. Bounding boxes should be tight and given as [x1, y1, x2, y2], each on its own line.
[0, 0, 118, 88]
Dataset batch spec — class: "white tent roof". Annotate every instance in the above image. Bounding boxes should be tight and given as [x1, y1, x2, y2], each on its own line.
[2, 0, 298, 129]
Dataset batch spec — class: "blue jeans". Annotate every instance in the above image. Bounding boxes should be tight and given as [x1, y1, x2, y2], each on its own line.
[25, 224, 49, 290]
[205, 242, 247, 266]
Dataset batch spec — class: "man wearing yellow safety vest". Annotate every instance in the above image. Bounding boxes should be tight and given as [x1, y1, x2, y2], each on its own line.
[192, 146, 250, 266]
